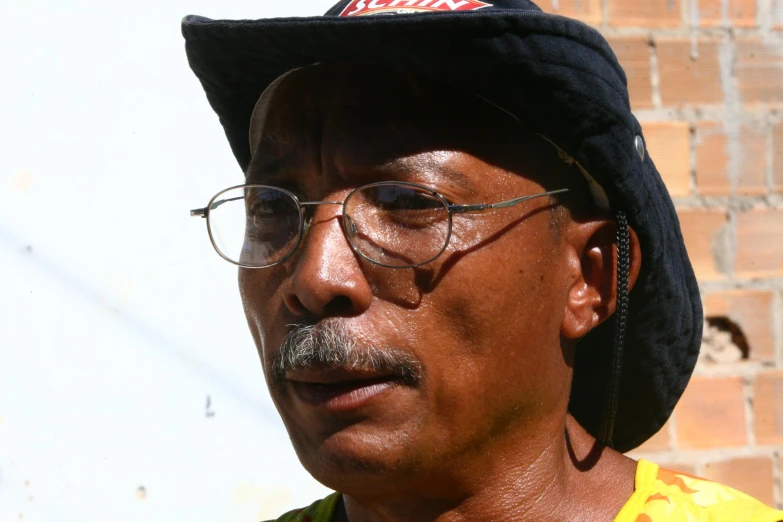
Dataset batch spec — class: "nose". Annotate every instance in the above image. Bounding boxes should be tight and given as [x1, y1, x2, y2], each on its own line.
[282, 204, 373, 318]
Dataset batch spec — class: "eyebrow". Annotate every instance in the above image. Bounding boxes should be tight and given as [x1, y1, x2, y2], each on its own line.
[245, 152, 296, 184]
[246, 150, 476, 195]
[373, 156, 476, 193]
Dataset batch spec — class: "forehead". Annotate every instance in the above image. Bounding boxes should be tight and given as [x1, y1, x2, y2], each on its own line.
[257, 63, 505, 120]
[246, 63, 573, 198]
[252, 64, 535, 162]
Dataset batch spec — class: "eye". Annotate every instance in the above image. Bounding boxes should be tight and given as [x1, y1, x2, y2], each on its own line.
[243, 188, 301, 239]
[250, 198, 292, 219]
[370, 186, 443, 211]
[354, 184, 448, 229]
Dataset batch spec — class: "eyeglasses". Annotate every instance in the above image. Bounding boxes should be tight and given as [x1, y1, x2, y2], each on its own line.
[191, 181, 568, 269]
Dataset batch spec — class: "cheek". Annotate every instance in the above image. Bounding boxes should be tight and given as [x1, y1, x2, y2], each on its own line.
[365, 264, 432, 309]
[427, 262, 559, 364]
[432, 222, 564, 339]
[238, 267, 289, 366]
[419, 225, 568, 402]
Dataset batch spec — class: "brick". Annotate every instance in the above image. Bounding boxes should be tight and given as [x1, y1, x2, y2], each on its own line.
[675, 376, 747, 449]
[735, 209, 783, 277]
[643, 122, 691, 196]
[607, 0, 682, 27]
[736, 39, 783, 105]
[636, 419, 672, 452]
[773, 123, 783, 192]
[695, 122, 767, 196]
[696, 0, 757, 27]
[704, 290, 774, 361]
[537, 0, 601, 24]
[657, 39, 724, 106]
[702, 457, 775, 506]
[607, 37, 654, 110]
[677, 208, 729, 280]
[754, 371, 783, 445]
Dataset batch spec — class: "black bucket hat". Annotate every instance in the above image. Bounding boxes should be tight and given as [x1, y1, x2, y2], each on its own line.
[182, 0, 703, 452]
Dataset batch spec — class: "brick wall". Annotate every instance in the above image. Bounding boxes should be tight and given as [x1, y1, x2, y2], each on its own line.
[539, 0, 783, 508]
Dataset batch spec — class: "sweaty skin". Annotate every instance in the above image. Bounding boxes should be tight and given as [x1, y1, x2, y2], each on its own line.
[239, 64, 642, 522]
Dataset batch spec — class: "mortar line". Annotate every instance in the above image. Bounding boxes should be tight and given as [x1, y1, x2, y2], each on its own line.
[596, 25, 771, 37]
[697, 279, 783, 294]
[719, 28, 740, 281]
[634, 106, 769, 128]
[671, 194, 783, 209]
[649, 34, 663, 109]
[766, 107, 775, 193]
[669, 409, 679, 451]
[684, 0, 694, 26]
[690, 0, 701, 60]
[689, 122, 698, 196]
[774, 448, 783, 509]
[759, 0, 774, 37]
[692, 359, 778, 378]
[745, 375, 758, 447]
[631, 444, 783, 464]
[773, 290, 783, 367]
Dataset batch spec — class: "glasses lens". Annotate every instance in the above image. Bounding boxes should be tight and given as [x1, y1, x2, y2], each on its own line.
[208, 186, 301, 267]
[344, 183, 450, 267]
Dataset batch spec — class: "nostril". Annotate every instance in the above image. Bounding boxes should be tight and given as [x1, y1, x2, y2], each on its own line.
[323, 295, 354, 315]
[285, 294, 308, 316]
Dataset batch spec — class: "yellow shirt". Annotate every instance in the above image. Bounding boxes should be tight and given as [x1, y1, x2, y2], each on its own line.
[268, 459, 783, 521]
[615, 459, 783, 522]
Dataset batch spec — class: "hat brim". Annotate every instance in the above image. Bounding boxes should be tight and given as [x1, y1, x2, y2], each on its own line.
[182, 11, 703, 452]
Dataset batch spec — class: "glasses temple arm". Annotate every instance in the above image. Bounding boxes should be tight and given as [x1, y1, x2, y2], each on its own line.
[447, 188, 569, 214]
[190, 196, 246, 218]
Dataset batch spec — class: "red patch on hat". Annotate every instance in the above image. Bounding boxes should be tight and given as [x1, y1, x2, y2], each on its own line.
[340, 0, 492, 17]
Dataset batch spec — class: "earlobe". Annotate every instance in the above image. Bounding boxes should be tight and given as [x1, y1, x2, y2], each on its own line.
[560, 220, 642, 340]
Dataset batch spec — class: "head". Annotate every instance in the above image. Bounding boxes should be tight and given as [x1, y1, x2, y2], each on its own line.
[238, 62, 641, 496]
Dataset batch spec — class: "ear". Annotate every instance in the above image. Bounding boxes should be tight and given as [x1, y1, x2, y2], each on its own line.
[561, 219, 642, 340]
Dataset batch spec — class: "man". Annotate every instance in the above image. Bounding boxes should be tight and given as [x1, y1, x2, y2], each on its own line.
[183, 1, 783, 520]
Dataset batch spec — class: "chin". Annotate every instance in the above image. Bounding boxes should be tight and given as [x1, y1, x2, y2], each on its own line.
[290, 424, 417, 494]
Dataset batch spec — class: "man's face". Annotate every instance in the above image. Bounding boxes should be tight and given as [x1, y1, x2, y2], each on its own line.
[239, 65, 577, 494]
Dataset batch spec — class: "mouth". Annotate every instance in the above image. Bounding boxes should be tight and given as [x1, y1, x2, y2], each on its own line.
[286, 368, 407, 411]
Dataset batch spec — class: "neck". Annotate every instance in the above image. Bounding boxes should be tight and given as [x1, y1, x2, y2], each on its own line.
[336, 416, 635, 522]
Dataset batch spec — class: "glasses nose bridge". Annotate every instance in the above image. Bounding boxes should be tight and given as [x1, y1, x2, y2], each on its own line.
[299, 200, 344, 208]
[298, 199, 345, 219]
[298, 199, 345, 234]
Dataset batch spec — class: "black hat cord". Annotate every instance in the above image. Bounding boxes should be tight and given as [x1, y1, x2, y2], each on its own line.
[599, 211, 631, 448]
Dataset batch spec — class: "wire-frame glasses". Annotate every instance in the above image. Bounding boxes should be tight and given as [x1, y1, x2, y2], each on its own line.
[191, 181, 568, 269]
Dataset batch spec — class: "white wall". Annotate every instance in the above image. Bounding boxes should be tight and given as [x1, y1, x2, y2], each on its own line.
[0, 1, 337, 520]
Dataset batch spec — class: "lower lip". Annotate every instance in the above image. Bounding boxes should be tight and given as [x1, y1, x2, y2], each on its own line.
[289, 378, 399, 411]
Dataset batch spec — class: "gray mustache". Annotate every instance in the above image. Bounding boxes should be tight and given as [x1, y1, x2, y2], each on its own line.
[273, 322, 422, 385]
